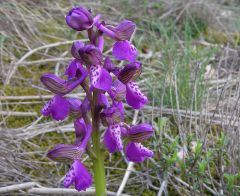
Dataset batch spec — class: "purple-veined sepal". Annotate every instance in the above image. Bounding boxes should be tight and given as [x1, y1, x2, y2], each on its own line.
[127, 123, 153, 142]
[89, 65, 112, 91]
[63, 160, 92, 191]
[74, 118, 85, 144]
[126, 81, 148, 109]
[74, 119, 92, 147]
[71, 41, 84, 60]
[40, 72, 87, 95]
[100, 106, 122, 126]
[67, 98, 82, 119]
[47, 119, 92, 162]
[41, 95, 70, 121]
[112, 101, 124, 121]
[112, 40, 137, 62]
[107, 20, 136, 41]
[47, 144, 84, 162]
[125, 142, 153, 163]
[108, 80, 126, 102]
[104, 124, 123, 153]
[118, 62, 142, 84]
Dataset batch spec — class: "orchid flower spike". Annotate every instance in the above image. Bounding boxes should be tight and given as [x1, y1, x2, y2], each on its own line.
[41, 5, 153, 193]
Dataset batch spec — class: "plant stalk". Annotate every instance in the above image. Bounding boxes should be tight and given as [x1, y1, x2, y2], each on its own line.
[91, 90, 106, 196]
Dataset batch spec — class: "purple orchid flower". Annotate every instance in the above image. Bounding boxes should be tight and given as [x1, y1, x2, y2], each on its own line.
[41, 6, 153, 193]
[47, 119, 93, 191]
[47, 119, 91, 161]
[101, 104, 125, 153]
[111, 41, 148, 109]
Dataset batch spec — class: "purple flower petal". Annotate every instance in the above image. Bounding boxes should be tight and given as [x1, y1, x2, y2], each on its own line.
[47, 144, 84, 162]
[71, 41, 84, 60]
[108, 80, 126, 102]
[97, 35, 104, 52]
[66, 7, 93, 31]
[41, 73, 87, 95]
[74, 118, 86, 142]
[74, 119, 92, 147]
[96, 93, 109, 111]
[112, 41, 137, 62]
[94, 20, 117, 40]
[41, 95, 70, 121]
[89, 65, 112, 91]
[103, 58, 120, 76]
[128, 123, 153, 142]
[113, 101, 124, 121]
[81, 97, 90, 114]
[125, 142, 153, 163]
[118, 62, 142, 84]
[126, 81, 148, 109]
[103, 57, 115, 72]
[67, 98, 82, 119]
[104, 124, 123, 153]
[104, 128, 118, 153]
[120, 126, 128, 137]
[65, 59, 85, 79]
[64, 160, 92, 191]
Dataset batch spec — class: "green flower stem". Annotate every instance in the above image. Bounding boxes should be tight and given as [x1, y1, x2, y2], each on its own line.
[91, 90, 106, 196]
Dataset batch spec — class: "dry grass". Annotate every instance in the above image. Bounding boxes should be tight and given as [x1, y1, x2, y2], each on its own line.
[0, 0, 240, 195]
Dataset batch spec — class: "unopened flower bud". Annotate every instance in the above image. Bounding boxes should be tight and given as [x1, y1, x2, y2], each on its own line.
[66, 7, 93, 31]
